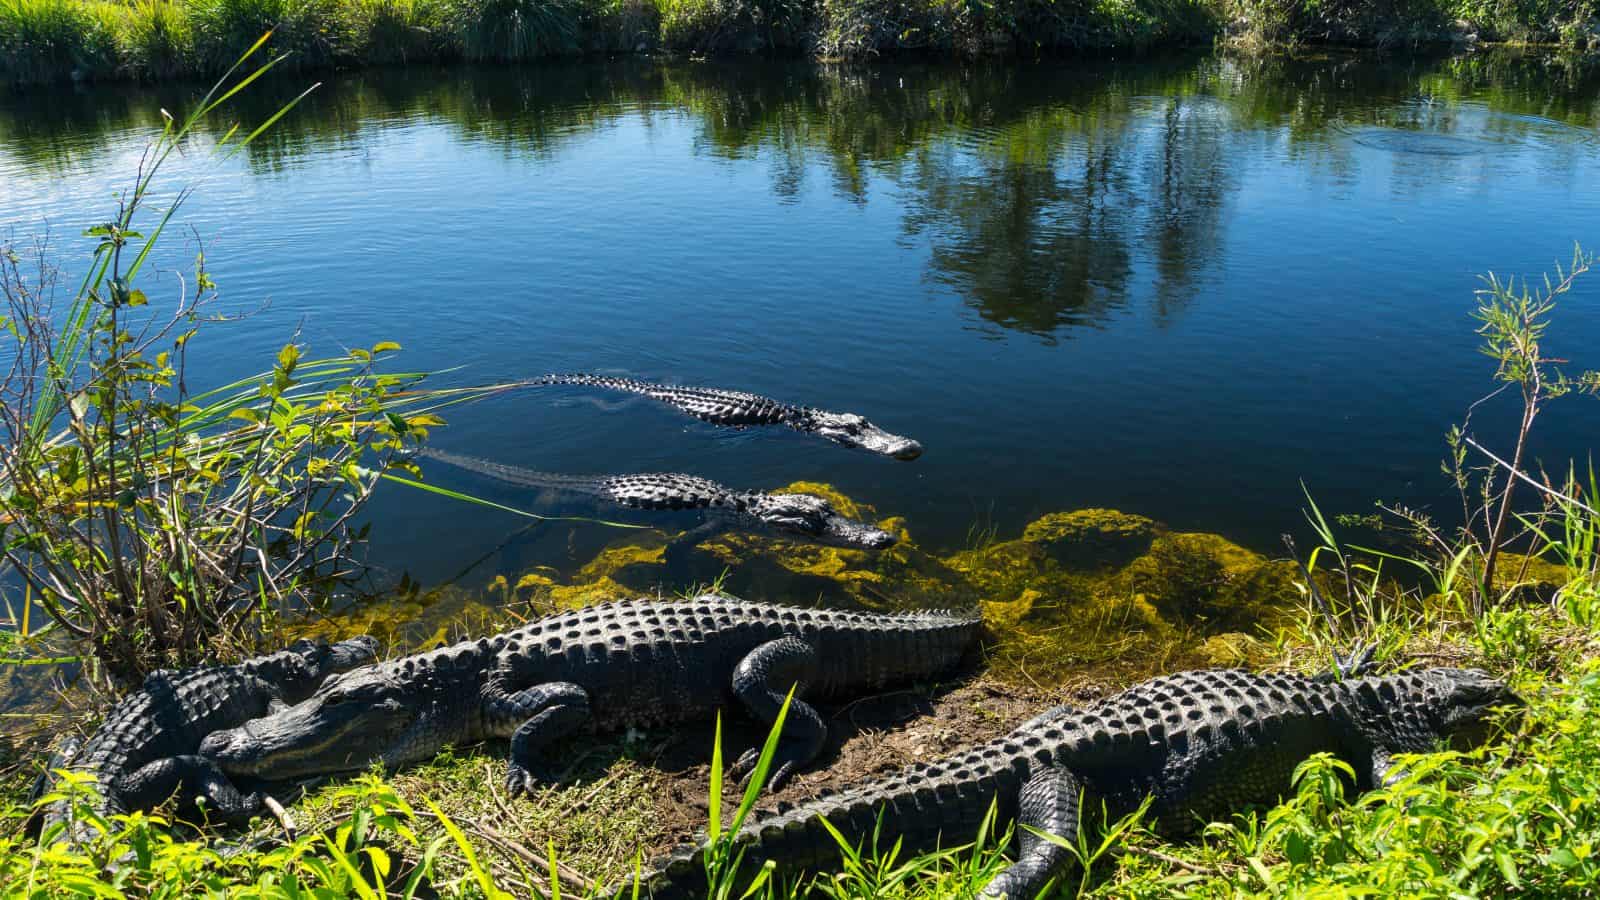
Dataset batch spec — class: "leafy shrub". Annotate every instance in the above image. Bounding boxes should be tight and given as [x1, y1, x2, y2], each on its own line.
[0, 55, 478, 682]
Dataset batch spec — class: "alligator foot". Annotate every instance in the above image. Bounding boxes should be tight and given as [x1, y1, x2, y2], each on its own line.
[120, 755, 264, 824]
[979, 766, 1082, 899]
[484, 680, 593, 799]
[730, 637, 827, 792]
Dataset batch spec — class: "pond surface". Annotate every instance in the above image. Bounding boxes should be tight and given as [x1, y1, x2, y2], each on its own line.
[3, 52, 1600, 594]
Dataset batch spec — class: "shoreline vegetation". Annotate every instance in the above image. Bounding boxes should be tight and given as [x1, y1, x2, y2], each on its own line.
[2, 0, 1598, 88]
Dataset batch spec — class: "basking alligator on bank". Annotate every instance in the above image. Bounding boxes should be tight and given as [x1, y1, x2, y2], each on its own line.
[34, 636, 377, 839]
[624, 666, 1520, 899]
[417, 447, 899, 553]
[521, 374, 924, 460]
[200, 597, 981, 797]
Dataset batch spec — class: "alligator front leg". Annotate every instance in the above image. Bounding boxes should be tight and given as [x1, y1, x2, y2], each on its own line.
[663, 519, 727, 573]
[980, 766, 1082, 900]
[1370, 747, 1402, 788]
[484, 682, 593, 798]
[728, 637, 826, 791]
[117, 755, 264, 823]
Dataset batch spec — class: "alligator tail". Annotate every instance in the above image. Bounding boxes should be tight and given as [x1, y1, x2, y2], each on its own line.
[624, 765, 1010, 899]
[812, 608, 984, 696]
[415, 447, 610, 496]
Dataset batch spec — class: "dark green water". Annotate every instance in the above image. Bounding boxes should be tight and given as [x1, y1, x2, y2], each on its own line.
[3, 52, 1599, 589]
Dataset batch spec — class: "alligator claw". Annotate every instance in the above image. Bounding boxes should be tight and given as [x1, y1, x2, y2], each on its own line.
[728, 749, 760, 784]
[730, 750, 799, 793]
[504, 764, 541, 799]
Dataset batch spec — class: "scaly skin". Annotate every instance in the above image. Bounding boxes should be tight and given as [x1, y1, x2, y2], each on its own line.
[417, 447, 898, 552]
[625, 667, 1520, 899]
[201, 597, 980, 797]
[35, 637, 377, 840]
[524, 374, 924, 460]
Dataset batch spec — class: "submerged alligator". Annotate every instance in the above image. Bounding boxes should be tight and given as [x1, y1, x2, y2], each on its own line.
[521, 374, 924, 460]
[34, 636, 377, 839]
[623, 666, 1520, 899]
[417, 447, 898, 553]
[200, 597, 982, 800]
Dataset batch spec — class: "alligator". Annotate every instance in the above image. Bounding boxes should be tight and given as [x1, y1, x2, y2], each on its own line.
[521, 374, 924, 460]
[622, 666, 1520, 899]
[416, 447, 898, 554]
[34, 636, 377, 839]
[200, 597, 981, 798]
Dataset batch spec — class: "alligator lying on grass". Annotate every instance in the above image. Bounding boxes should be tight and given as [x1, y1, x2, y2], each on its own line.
[417, 447, 898, 553]
[523, 374, 924, 460]
[201, 597, 981, 798]
[625, 666, 1520, 899]
[34, 636, 377, 840]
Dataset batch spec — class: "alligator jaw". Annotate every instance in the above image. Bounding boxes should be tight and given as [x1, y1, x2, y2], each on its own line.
[200, 671, 418, 780]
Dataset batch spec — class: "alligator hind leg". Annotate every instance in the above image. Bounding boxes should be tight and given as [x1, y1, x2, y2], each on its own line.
[485, 681, 593, 798]
[118, 755, 263, 823]
[980, 766, 1082, 900]
[729, 637, 825, 792]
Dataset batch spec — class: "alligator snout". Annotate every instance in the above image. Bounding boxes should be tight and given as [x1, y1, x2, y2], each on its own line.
[886, 438, 924, 461]
[197, 729, 241, 761]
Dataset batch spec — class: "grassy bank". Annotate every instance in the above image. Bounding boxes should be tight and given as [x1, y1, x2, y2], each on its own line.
[2, 0, 1596, 87]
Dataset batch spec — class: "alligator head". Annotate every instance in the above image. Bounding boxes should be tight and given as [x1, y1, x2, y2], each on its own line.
[749, 492, 897, 550]
[247, 635, 380, 699]
[1415, 667, 1523, 749]
[200, 665, 426, 780]
[800, 410, 923, 461]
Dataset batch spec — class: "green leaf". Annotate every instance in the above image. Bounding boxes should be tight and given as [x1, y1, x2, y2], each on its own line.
[1496, 847, 1520, 887]
[1548, 848, 1580, 869]
[372, 341, 402, 354]
[277, 343, 301, 373]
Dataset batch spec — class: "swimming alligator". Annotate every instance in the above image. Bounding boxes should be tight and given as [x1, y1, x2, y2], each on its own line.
[34, 636, 377, 840]
[200, 597, 981, 800]
[521, 374, 924, 460]
[416, 447, 898, 554]
[622, 666, 1520, 899]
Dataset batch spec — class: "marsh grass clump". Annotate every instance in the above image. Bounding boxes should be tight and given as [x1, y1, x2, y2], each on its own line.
[0, 0, 117, 85]
[814, 0, 1215, 58]
[450, 0, 581, 61]
[188, 0, 345, 72]
[657, 0, 810, 53]
[345, 0, 452, 63]
[114, 0, 197, 79]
